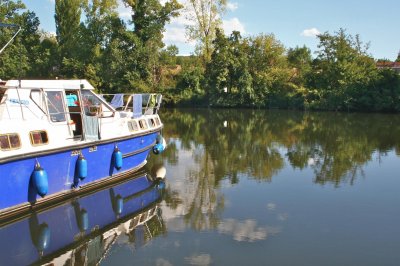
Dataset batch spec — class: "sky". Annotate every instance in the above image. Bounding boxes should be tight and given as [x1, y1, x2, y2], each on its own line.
[24, 0, 400, 60]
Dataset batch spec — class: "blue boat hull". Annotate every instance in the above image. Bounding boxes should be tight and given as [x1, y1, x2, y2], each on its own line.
[0, 173, 163, 266]
[0, 131, 160, 215]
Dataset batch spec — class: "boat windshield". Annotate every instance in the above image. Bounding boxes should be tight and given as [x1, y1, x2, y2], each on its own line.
[46, 91, 67, 122]
[81, 90, 113, 116]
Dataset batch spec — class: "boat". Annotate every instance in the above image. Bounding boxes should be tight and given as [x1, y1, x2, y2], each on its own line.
[0, 78, 166, 219]
[0, 169, 166, 265]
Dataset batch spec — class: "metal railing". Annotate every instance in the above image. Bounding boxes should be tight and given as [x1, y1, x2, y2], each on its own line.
[100, 93, 162, 117]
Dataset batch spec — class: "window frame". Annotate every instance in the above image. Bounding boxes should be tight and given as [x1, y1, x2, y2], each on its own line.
[0, 133, 21, 151]
[29, 130, 49, 146]
[139, 119, 148, 130]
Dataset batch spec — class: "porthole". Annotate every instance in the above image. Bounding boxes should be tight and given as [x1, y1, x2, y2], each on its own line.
[139, 119, 148, 130]
[148, 118, 156, 127]
[128, 120, 139, 132]
[0, 133, 21, 150]
[30, 130, 49, 146]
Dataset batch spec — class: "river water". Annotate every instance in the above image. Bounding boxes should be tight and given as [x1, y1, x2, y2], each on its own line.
[1, 108, 400, 265]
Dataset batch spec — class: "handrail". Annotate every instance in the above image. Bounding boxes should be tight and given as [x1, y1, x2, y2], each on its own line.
[100, 93, 162, 116]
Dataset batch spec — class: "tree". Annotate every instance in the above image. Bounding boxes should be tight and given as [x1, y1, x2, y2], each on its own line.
[0, 0, 43, 79]
[185, 0, 227, 64]
[309, 29, 378, 110]
[55, 0, 83, 60]
[160, 44, 179, 66]
[205, 28, 231, 104]
[206, 29, 252, 106]
[287, 45, 312, 85]
[247, 34, 289, 107]
[123, 0, 182, 89]
[80, 0, 119, 87]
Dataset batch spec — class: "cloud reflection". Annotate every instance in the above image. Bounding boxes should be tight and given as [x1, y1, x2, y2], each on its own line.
[156, 258, 173, 266]
[184, 254, 212, 266]
[218, 219, 280, 242]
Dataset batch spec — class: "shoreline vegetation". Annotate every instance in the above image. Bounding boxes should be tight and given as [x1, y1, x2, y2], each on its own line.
[1, 0, 400, 112]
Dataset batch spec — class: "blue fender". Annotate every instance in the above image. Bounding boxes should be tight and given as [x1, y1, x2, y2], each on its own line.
[77, 154, 87, 180]
[32, 162, 48, 197]
[113, 146, 123, 170]
[153, 136, 166, 154]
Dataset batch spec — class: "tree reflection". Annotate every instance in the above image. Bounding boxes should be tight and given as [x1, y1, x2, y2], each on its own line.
[153, 109, 400, 230]
[160, 109, 400, 186]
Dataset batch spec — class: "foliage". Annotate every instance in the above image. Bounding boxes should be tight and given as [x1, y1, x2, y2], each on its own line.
[206, 30, 253, 106]
[55, 0, 83, 60]
[185, 0, 227, 64]
[287, 45, 312, 86]
[308, 29, 378, 111]
[0, 0, 47, 79]
[123, 0, 182, 89]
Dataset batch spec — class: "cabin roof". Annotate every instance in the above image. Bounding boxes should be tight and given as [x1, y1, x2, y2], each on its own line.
[4, 80, 95, 90]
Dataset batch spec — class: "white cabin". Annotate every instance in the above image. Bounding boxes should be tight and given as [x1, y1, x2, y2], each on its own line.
[0, 80, 162, 159]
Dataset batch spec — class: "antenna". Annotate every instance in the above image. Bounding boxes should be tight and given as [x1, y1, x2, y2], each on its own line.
[0, 23, 21, 54]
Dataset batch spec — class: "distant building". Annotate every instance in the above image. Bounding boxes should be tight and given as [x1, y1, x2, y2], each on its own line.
[376, 61, 400, 74]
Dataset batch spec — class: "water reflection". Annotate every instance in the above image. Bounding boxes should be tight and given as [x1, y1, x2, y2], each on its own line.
[0, 170, 166, 266]
[160, 109, 400, 186]
[141, 109, 400, 265]
[152, 108, 400, 241]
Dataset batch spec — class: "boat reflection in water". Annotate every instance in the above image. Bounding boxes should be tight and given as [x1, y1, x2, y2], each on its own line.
[0, 167, 166, 266]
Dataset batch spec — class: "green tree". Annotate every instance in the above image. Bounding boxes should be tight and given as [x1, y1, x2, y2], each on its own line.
[247, 34, 289, 107]
[205, 28, 231, 105]
[55, 0, 83, 60]
[309, 29, 378, 110]
[205, 30, 253, 106]
[80, 0, 119, 87]
[160, 44, 179, 66]
[122, 0, 182, 89]
[0, 0, 44, 79]
[185, 0, 227, 64]
[287, 45, 312, 85]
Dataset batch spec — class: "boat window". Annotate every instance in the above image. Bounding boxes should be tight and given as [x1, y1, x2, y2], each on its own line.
[29, 131, 49, 146]
[155, 117, 161, 126]
[128, 120, 139, 132]
[81, 90, 113, 117]
[148, 118, 156, 128]
[46, 91, 66, 122]
[30, 89, 46, 113]
[0, 133, 21, 150]
[139, 119, 148, 130]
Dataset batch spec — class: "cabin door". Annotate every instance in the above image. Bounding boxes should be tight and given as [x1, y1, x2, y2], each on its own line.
[66, 90, 83, 137]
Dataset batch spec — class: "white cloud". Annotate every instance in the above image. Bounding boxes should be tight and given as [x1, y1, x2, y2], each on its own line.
[301, 28, 321, 38]
[117, 0, 132, 20]
[222, 17, 245, 35]
[164, 26, 192, 45]
[227, 2, 239, 11]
